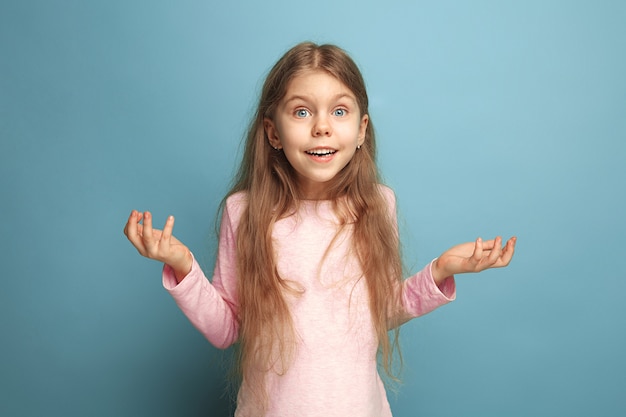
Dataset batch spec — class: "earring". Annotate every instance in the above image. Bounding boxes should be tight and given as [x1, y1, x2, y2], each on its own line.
[357, 145, 361, 150]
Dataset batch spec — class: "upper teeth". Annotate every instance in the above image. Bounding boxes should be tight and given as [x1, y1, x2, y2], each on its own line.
[307, 149, 335, 155]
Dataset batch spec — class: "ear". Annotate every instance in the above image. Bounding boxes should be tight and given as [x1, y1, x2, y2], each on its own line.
[264, 118, 282, 149]
[357, 114, 369, 147]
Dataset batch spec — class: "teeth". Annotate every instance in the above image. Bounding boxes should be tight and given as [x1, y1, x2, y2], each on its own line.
[306, 149, 336, 156]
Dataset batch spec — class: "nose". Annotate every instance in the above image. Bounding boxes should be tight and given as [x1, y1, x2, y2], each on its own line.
[312, 115, 332, 137]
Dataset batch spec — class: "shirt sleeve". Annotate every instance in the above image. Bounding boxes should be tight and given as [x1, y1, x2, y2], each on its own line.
[401, 260, 456, 319]
[162, 196, 242, 349]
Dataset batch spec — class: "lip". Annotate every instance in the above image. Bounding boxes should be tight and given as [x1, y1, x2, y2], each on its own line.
[304, 147, 337, 162]
[305, 147, 337, 155]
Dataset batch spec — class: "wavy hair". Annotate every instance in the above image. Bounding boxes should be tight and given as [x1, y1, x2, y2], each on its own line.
[224, 41, 404, 405]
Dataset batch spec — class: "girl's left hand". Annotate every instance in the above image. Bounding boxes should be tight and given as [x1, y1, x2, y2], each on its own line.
[432, 236, 517, 285]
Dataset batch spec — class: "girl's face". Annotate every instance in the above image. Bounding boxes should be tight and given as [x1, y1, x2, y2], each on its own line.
[264, 70, 368, 200]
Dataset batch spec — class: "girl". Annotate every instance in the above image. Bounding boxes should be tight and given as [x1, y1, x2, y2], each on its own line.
[124, 42, 516, 417]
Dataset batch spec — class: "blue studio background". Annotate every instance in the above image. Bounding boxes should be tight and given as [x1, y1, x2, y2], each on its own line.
[2, 1, 625, 416]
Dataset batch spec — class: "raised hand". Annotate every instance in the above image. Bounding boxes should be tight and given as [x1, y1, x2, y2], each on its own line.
[432, 236, 517, 285]
[123, 210, 192, 282]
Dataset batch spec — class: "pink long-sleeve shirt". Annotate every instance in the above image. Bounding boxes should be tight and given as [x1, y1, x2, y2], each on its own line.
[163, 187, 456, 416]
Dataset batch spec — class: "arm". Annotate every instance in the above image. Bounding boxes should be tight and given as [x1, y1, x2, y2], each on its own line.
[163, 201, 241, 348]
[399, 260, 457, 323]
[397, 238, 516, 325]
[377, 186, 517, 322]
[123, 203, 241, 349]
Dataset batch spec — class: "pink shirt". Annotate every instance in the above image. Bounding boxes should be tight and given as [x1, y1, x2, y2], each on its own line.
[163, 187, 456, 416]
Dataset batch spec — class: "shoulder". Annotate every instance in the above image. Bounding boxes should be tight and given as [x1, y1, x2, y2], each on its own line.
[223, 191, 249, 227]
[225, 190, 248, 209]
[376, 184, 396, 207]
[375, 184, 398, 222]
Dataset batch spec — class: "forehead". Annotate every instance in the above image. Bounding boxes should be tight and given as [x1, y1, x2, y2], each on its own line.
[282, 70, 356, 102]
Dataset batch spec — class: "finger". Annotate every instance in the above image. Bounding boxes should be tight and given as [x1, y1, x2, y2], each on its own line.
[471, 237, 484, 265]
[479, 238, 497, 251]
[486, 236, 503, 264]
[123, 210, 136, 237]
[124, 210, 141, 239]
[124, 210, 147, 254]
[499, 237, 517, 265]
[142, 211, 155, 246]
[161, 215, 175, 243]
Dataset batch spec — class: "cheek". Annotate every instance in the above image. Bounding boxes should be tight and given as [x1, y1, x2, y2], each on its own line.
[278, 120, 307, 141]
[337, 122, 363, 142]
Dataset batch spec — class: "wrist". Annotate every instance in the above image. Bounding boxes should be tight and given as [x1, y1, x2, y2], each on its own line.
[431, 258, 448, 287]
[172, 250, 193, 283]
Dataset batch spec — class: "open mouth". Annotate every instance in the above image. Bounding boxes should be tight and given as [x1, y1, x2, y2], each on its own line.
[305, 148, 337, 157]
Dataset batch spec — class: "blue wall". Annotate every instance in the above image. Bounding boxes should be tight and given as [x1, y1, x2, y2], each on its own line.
[2, 1, 625, 416]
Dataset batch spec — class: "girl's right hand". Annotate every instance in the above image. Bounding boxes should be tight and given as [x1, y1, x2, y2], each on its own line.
[123, 210, 192, 282]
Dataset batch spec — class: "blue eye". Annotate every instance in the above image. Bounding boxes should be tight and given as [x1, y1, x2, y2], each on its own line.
[333, 108, 346, 117]
[295, 109, 310, 118]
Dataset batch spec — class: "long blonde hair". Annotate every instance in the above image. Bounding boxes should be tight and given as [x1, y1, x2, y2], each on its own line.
[224, 41, 404, 402]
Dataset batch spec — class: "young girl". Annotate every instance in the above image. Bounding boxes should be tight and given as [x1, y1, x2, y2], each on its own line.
[124, 42, 516, 417]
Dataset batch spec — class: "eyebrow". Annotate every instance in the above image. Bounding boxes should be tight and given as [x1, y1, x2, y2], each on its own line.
[282, 93, 357, 106]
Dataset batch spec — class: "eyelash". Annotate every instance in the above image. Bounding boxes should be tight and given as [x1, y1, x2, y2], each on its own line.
[294, 108, 348, 118]
[295, 108, 310, 118]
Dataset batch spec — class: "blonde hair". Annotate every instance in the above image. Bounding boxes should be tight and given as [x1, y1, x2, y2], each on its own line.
[224, 41, 404, 404]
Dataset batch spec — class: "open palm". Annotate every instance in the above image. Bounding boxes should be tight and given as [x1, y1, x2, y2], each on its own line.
[433, 236, 517, 284]
[123, 210, 192, 279]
